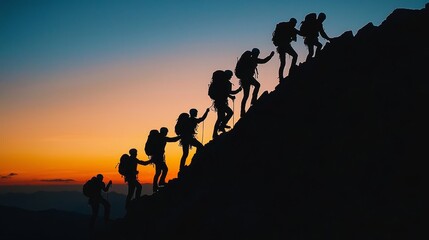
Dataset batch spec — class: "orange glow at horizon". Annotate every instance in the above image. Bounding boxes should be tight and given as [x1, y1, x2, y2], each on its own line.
[1, 47, 302, 188]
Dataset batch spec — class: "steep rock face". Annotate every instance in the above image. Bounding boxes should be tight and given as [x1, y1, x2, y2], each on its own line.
[108, 4, 429, 240]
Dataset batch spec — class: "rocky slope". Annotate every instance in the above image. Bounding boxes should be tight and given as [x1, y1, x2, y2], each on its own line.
[105, 4, 429, 240]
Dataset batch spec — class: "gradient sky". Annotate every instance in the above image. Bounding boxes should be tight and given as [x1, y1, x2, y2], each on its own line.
[1, 0, 427, 187]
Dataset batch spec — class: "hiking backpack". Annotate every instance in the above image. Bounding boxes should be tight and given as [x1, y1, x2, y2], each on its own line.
[118, 153, 133, 176]
[144, 130, 160, 156]
[208, 75, 230, 101]
[234, 50, 256, 79]
[175, 112, 191, 136]
[299, 13, 317, 37]
[272, 21, 294, 46]
[83, 177, 98, 198]
[208, 78, 219, 100]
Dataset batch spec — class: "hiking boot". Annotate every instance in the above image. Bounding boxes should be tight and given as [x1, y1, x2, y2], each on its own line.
[178, 168, 184, 177]
[218, 124, 230, 133]
[212, 133, 218, 139]
[159, 182, 167, 187]
[251, 98, 257, 105]
[289, 64, 297, 76]
[219, 126, 226, 133]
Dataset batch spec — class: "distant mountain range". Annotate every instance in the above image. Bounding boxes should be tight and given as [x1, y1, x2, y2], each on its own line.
[0, 204, 115, 240]
[0, 185, 153, 239]
[0, 191, 126, 219]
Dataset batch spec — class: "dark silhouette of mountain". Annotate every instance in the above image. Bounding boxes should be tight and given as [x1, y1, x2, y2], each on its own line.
[106, 4, 427, 240]
[0, 190, 127, 219]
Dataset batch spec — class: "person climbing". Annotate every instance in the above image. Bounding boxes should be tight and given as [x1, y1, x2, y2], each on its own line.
[150, 127, 180, 193]
[272, 17, 302, 81]
[178, 107, 209, 174]
[212, 69, 241, 139]
[86, 174, 112, 230]
[123, 149, 151, 209]
[235, 48, 274, 117]
[301, 12, 332, 62]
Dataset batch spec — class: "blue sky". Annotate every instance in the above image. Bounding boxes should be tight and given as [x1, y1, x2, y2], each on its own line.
[2, 0, 427, 78]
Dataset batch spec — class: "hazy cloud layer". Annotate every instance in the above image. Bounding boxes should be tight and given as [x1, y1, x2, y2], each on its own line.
[40, 178, 75, 182]
[1, 173, 18, 179]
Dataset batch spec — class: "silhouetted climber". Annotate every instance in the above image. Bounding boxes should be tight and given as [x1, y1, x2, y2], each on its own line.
[149, 127, 180, 193]
[123, 149, 151, 209]
[235, 48, 274, 117]
[272, 18, 302, 81]
[84, 174, 112, 230]
[177, 108, 209, 175]
[300, 12, 332, 62]
[211, 70, 241, 139]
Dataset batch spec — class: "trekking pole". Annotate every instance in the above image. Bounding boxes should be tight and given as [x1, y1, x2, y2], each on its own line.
[201, 120, 205, 144]
[232, 98, 235, 126]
